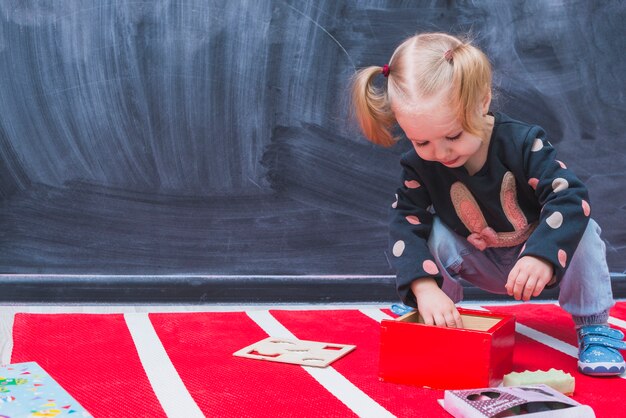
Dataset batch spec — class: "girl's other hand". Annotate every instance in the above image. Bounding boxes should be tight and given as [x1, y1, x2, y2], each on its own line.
[411, 278, 464, 328]
[506, 255, 554, 301]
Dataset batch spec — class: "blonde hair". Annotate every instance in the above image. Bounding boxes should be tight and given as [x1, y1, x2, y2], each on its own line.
[351, 32, 492, 147]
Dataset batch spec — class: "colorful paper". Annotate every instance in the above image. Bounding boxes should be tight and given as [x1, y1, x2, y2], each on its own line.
[0, 362, 91, 418]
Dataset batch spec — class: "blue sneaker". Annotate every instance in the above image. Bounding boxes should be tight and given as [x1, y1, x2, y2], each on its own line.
[577, 325, 626, 376]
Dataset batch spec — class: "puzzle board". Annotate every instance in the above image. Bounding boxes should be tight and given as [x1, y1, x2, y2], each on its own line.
[233, 337, 356, 368]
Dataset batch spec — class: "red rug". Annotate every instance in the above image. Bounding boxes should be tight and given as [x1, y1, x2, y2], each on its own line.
[8, 302, 626, 417]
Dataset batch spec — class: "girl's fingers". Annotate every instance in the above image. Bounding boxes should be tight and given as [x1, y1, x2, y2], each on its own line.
[454, 311, 464, 328]
[446, 310, 464, 328]
[421, 313, 435, 326]
[512, 273, 528, 300]
[433, 313, 447, 327]
[444, 312, 459, 328]
[522, 277, 536, 301]
[505, 270, 517, 295]
[532, 274, 551, 297]
[532, 285, 544, 297]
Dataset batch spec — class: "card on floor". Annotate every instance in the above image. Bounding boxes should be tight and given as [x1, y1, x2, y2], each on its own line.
[0, 361, 92, 417]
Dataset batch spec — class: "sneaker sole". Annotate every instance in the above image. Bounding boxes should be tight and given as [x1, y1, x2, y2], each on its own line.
[578, 361, 626, 376]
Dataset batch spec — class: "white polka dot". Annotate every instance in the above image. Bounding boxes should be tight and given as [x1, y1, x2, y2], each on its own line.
[528, 178, 539, 190]
[582, 200, 591, 217]
[404, 180, 420, 189]
[423, 260, 439, 275]
[392, 194, 398, 208]
[531, 138, 544, 152]
[546, 211, 563, 229]
[392, 240, 405, 257]
[558, 249, 567, 268]
[557, 160, 567, 169]
[406, 215, 420, 225]
[552, 178, 569, 193]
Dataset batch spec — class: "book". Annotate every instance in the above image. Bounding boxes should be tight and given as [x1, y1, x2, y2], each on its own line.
[440, 384, 595, 417]
[0, 362, 92, 417]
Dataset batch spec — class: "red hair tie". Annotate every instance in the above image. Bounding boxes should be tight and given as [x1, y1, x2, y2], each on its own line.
[444, 49, 454, 63]
[381, 64, 390, 77]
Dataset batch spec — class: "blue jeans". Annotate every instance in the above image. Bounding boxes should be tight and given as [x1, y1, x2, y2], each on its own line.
[427, 217, 614, 319]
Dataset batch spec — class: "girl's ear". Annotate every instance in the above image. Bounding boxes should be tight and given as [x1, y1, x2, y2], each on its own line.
[481, 89, 492, 115]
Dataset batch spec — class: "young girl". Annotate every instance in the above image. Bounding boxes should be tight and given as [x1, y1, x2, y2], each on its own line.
[351, 32, 625, 376]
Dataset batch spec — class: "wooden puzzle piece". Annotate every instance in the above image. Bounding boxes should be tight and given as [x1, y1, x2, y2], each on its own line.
[233, 337, 355, 368]
[504, 369, 575, 395]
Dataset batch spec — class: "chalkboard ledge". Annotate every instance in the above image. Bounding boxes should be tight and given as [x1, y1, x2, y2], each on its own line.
[0, 274, 624, 304]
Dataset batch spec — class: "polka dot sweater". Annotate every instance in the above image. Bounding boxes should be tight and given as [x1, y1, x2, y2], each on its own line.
[390, 112, 591, 306]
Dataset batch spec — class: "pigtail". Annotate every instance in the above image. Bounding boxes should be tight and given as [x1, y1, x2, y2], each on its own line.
[445, 42, 492, 136]
[350, 66, 396, 147]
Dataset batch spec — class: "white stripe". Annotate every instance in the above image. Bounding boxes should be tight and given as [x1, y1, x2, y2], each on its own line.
[470, 305, 576, 354]
[609, 316, 626, 330]
[475, 305, 579, 356]
[0, 313, 15, 364]
[124, 314, 204, 418]
[465, 305, 488, 311]
[359, 308, 394, 323]
[515, 323, 578, 357]
[246, 310, 395, 418]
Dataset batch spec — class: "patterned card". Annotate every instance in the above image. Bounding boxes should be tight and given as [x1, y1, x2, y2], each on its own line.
[0, 362, 92, 418]
[442, 384, 594, 417]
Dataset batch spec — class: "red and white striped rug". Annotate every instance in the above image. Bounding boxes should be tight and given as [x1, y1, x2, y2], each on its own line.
[5, 302, 626, 417]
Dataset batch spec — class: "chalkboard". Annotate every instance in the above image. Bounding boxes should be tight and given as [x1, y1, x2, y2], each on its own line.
[0, 1, 624, 299]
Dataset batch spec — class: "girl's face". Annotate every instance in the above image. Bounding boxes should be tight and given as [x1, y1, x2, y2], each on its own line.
[394, 94, 489, 170]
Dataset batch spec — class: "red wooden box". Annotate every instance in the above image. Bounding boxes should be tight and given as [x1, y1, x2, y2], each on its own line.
[379, 308, 515, 389]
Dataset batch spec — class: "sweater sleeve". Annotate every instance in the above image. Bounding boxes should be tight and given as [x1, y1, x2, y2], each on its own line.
[389, 156, 442, 306]
[518, 126, 591, 282]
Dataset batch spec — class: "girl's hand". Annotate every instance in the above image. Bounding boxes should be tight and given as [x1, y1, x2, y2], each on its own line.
[506, 255, 554, 301]
[411, 278, 464, 328]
